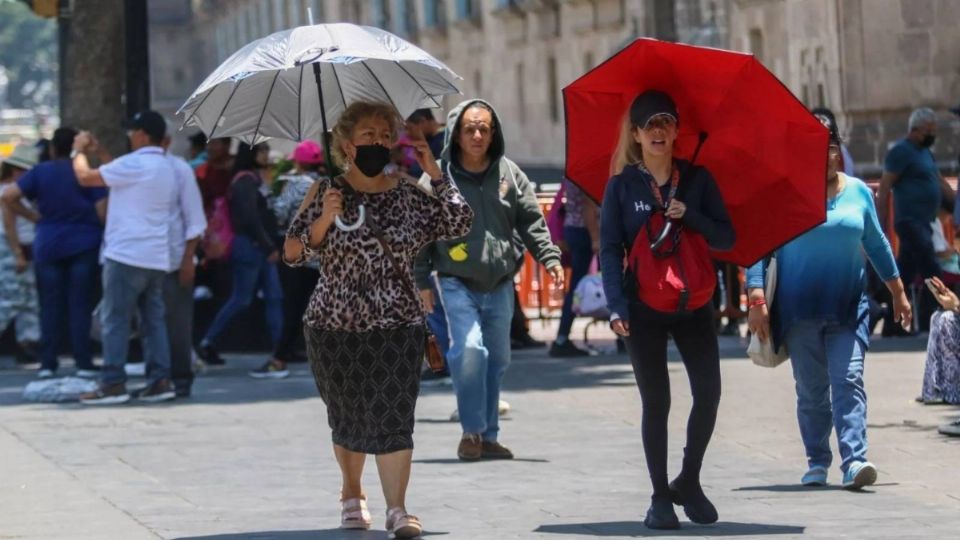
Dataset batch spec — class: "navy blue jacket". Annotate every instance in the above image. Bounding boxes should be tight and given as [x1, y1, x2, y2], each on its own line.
[599, 161, 735, 320]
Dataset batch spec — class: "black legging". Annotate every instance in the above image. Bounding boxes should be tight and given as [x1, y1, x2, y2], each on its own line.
[625, 302, 721, 496]
[273, 263, 320, 362]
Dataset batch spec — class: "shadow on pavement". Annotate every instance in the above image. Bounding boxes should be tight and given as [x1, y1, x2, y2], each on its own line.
[413, 457, 549, 465]
[735, 483, 897, 493]
[535, 521, 805, 537]
[174, 530, 448, 540]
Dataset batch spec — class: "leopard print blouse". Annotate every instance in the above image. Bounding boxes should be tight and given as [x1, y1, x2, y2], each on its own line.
[286, 175, 473, 332]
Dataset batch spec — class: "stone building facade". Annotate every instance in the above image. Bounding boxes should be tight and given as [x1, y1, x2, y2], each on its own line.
[149, 0, 959, 176]
[728, 0, 960, 174]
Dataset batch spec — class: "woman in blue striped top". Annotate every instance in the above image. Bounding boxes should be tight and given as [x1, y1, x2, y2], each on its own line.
[746, 120, 911, 490]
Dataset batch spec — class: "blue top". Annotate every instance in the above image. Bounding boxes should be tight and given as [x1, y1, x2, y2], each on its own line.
[884, 138, 940, 223]
[746, 175, 898, 346]
[16, 159, 108, 263]
[600, 161, 735, 320]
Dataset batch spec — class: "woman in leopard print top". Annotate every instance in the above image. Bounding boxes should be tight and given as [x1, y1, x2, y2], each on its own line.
[283, 101, 472, 537]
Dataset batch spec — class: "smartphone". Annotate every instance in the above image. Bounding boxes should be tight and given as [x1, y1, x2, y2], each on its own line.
[925, 278, 943, 296]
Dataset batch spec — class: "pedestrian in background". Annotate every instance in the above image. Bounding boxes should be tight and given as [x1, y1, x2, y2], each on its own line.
[161, 134, 207, 398]
[550, 178, 599, 357]
[196, 142, 283, 367]
[0, 144, 41, 366]
[601, 90, 734, 529]
[249, 139, 325, 379]
[2, 127, 107, 379]
[285, 101, 472, 537]
[747, 119, 911, 490]
[415, 99, 563, 461]
[878, 107, 954, 332]
[72, 111, 179, 404]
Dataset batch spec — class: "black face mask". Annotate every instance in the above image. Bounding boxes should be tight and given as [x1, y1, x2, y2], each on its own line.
[921, 134, 936, 148]
[352, 144, 391, 177]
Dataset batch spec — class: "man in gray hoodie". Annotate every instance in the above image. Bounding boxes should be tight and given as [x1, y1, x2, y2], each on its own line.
[415, 99, 563, 461]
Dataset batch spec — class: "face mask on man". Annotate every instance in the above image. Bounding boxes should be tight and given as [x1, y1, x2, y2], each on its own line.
[352, 144, 392, 177]
[921, 134, 936, 148]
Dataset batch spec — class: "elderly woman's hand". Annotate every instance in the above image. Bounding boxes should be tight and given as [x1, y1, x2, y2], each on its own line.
[747, 295, 771, 343]
[410, 139, 442, 181]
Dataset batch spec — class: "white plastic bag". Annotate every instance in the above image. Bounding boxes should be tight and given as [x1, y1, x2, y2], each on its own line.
[22, 377, 99, 403]
[573, 274, 611, 319]
[747, 257, 788, 368]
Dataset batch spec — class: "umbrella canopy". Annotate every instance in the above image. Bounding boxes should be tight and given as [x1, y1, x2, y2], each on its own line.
[563, 38, 828, 266]
[178, 23, 461, 145]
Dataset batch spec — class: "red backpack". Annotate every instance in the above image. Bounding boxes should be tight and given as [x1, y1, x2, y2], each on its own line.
[627, 167, 716, 314]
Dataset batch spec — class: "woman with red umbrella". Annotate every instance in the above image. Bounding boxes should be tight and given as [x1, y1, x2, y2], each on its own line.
[600, 90, 734, 529]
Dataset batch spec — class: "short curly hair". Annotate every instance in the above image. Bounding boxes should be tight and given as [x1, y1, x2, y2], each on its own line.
[330, 101, 402, 170]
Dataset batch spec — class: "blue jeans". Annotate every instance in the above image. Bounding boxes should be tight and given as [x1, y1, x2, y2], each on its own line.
[101, 259, 170, 386]
[439, 277, 513, 440]
[203, 235, 283, 347]
[558, 226, 593, 339]
[425, 276, 450, 361]
[784, 319, 868, 473]
[35, 249, 99, 372]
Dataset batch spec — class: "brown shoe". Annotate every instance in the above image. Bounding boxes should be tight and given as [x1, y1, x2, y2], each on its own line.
[79, 383, 130, 405]
[457, 434, 482, 461]
[481, 440, 514, 460]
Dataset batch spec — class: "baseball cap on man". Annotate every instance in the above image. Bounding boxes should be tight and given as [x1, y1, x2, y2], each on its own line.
[124, 110, 167, 141]
[630, 90, 679, 128]
[950, 102, 960, 117]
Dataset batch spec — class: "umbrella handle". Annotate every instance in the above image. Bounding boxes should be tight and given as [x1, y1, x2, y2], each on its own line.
[650, 220, 673, 251]
[335, 204, 366, 232]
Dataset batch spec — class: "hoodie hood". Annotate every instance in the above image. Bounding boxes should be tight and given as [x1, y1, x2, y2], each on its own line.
[440, 99, 506, 167]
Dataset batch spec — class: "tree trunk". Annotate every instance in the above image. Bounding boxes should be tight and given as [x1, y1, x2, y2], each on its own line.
[648, 0, 678, 42]
[60, 0, 127, 156]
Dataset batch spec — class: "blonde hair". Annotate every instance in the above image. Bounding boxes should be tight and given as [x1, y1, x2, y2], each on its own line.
[330, 101, 402, 169]
[610, 112, 643, 176]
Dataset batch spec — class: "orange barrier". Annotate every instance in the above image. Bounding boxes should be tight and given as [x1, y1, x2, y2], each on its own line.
[516, 177, 960, 320]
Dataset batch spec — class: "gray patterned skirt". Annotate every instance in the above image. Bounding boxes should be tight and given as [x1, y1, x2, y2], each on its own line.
[922, 310, 960, 404]
[305, 324, 425, 454]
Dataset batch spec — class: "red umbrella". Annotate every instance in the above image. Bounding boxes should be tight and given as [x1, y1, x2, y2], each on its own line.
[563, 38, 828, 266]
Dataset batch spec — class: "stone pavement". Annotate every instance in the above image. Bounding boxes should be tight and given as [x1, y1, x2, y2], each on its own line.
[1, 322, 958, 540]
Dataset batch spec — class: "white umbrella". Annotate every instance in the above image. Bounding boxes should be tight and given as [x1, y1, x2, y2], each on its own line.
[178, 23, 461, 230]
[177, 23, 461, 147]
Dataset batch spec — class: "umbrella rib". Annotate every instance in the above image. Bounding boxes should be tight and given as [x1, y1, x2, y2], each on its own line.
[252, 71, 282, 144]
[179, 89, 215, 133]
[361, 62, 401, 114]
[330, 62, 348, 109]
[297, 65, 304, 141]
[207, 77, 244, 140]
[392, 61, 441, 108]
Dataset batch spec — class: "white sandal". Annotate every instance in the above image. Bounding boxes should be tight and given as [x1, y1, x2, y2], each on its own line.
[340, 497, 372, 530]
[386, 507, 422, 539]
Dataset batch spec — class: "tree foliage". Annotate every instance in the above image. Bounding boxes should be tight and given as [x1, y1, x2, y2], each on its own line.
[0, 0, 58, 109]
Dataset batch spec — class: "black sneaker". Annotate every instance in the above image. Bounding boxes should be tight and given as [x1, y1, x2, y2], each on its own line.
[511, 333, 545, 349]
[133, 379, 176, 403]
[174, 386, 191, 398]
[195, 343, 225, 366]
[548, 340, 590, 357]
[644, 495, 680, 530]
[249, 359, 289, 379]
[669, 478, 718, 524]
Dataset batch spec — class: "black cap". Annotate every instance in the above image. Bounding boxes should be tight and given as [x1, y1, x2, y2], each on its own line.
[811, 107, 842, 144]
[124, 110, 167, 141]
[950, 103, 960, 117]
[630, 90, 679, 128]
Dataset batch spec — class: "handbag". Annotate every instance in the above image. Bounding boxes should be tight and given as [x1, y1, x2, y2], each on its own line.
[747, 256, 789, 367]
[343, 179, 445, 373]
